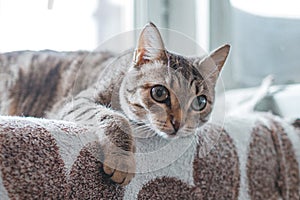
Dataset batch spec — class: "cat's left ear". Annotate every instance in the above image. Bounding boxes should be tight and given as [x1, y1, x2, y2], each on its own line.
[198, 44, 230, 84]
[133, 22, 167, 67]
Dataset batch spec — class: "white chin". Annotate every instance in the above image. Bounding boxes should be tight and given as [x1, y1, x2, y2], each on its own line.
[156, 130, 179, 139]
[156, 131, 169, 138]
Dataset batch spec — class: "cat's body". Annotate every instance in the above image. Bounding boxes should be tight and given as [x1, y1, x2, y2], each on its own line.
[0, 23, 230, 185]
[0, 50, 114, 117]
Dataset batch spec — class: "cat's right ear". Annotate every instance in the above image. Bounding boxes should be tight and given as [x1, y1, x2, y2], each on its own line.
[133, 22, 167, 67]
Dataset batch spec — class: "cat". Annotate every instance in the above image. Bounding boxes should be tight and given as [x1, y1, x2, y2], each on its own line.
[0, 22, 230, 186]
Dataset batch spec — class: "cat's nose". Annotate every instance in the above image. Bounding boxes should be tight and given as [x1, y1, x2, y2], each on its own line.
[170, 117, 180, 133]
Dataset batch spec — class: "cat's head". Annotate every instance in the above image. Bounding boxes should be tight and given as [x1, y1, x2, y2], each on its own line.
[120, 22, 230, 139]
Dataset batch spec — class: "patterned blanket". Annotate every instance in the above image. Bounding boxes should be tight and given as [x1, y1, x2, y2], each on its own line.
[0, 114, 299, 199]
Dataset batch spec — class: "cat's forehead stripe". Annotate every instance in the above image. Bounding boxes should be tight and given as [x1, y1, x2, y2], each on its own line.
[167, 52, 203, 82]
[165, 52, 207, 96]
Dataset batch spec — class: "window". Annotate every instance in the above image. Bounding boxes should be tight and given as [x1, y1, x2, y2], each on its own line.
[0, 0, 133, 52]
[211, 0, 300, 88]
[134, 0, 300, 89]
[1, 0, 299, 118]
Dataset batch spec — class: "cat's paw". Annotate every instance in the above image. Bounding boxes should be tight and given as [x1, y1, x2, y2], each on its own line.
[103, 152, 135, 186]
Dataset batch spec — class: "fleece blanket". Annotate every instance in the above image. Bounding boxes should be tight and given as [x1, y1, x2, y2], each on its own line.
[0, 114, 299, 199]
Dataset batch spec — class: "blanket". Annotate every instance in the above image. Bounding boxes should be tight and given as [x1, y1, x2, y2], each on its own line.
[0, 114, 299, 199]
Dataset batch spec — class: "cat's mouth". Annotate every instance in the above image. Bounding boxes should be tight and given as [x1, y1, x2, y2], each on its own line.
[155, 124, 198, 139]
[152, 125, 183, 139]
[135, 120, 193, 139]
[144, 116, 186, 139]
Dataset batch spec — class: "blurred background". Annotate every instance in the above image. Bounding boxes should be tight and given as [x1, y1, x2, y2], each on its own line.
[0, 0, 299, 117]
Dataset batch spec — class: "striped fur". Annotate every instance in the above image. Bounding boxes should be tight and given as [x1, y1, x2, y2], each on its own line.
[0, 23, 230, 186]
[0, 50, 113, 117]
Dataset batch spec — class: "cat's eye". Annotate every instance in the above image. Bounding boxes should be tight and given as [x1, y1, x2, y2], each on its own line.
[191, 95, 207, 111]
[150, 85, 169, 103]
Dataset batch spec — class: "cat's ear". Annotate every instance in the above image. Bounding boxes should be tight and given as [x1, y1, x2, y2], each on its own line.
[198, 44, 230, 84]
[133, 22, 167, 67]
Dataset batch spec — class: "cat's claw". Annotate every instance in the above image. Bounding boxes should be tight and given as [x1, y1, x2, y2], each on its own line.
[103, 153, 135, 186]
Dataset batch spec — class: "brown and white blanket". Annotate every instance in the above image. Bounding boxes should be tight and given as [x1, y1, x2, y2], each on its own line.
[0, 114, 299, 199]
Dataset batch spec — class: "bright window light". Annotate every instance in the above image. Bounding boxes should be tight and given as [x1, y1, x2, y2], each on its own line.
[230, 0, 300, 18]
[0, 0, 98, 52]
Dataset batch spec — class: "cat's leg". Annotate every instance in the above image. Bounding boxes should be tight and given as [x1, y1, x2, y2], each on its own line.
[59, 88, 135, 186]
[97, 110, 135, 186]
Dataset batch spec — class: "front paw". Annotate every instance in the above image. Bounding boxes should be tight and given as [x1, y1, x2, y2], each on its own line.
[103, 152, 135, 186]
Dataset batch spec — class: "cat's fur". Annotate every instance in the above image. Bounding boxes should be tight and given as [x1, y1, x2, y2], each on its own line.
[0, 23, 230, 185]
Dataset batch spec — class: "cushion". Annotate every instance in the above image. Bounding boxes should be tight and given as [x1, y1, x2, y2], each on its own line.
[0, 114, 299, 199]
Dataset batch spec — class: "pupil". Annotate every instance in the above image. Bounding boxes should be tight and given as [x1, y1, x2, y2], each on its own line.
[157, 89, 163, 97]
[150, 85, 169, 103]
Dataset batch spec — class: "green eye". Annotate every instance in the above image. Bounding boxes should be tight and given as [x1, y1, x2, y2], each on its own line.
[191, 95, 207, 111]
[151, 85, 169, 103]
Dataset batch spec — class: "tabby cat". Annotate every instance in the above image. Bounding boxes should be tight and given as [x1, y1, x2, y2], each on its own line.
[0, 22, 230, 185]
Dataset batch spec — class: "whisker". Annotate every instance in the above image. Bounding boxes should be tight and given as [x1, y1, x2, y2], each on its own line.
[133, 126, 156, 138]
[133, 123, 156, 135]
[134, 126, 151, 132]
[132, 122, 150, 128]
